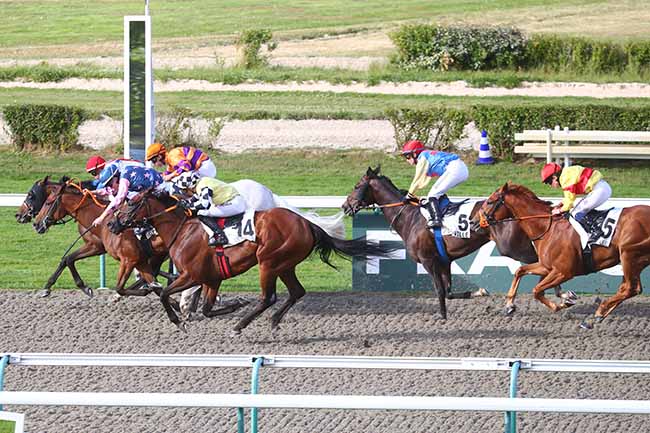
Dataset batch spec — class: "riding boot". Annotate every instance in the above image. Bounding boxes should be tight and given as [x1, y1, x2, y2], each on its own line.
[425, 197, 443, 228]
[198, 216, 229, 246]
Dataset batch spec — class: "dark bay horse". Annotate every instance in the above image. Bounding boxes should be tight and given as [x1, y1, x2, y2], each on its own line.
[32, 180, 169, 297]
[478, 182, 650, 329]
[342, 167, 575, 319]
[112, 193, 395, 333]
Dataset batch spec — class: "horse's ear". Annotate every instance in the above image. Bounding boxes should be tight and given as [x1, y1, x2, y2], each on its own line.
[366, 166, 374, 176]
[373, 165, 381, 175]
[41, 175, 50, 185]
[501, 182, 509, 191]
[60, 175, 70, 184]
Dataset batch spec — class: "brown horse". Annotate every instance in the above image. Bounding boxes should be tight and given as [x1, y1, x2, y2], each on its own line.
[111, 192, 395, 333]
[478, 182, 650, 328]
[32, 180, 169, 298]
[342, 167, 575, 319]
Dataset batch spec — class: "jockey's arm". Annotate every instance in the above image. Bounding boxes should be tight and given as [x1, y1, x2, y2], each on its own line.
[407, 157, 432, 195]
[561, 190, 577, 212]
[92, 179, 130, 226]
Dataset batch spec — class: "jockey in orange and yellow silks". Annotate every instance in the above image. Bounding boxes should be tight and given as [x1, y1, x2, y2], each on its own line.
[146, 143, 217, 182]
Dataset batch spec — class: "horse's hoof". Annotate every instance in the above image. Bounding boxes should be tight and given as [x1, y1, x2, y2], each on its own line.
[563, 297, 576, 307]
[230, 328, 242, 337]
[505, 305, 516, 316]
[579, 320, 593, 330]
[472, 287, 489, 298]
[566, 290, 577, 300]
[594, 316, 604, 323]
[81, 286, 94, 298]
[175, 322, 188, 333]
[111, 293, 123, 303]
[38, 289, 51, 298]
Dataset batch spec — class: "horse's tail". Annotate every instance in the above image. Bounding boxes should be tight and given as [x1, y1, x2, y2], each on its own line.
[306, 220, 396, 269]
[272, 193, 346, 240]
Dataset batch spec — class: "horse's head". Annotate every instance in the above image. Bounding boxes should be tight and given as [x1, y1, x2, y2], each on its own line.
[108, 189, 172, 234]
[342, 166, 384, 216]
[478, 182, 550, 228]
[16, 176, 52, 223]
[32, 181, 69, 234]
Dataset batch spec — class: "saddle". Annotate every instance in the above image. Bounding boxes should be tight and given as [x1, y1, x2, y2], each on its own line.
[579, 208, 613, 234]
[438, 194, 469, 217]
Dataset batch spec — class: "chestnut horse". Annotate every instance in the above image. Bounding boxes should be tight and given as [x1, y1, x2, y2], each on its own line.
[342, 167, 575, 319]
[32, 180, 168, 297]
[478, 182, 650, 329]
[112, 192, 395, 333]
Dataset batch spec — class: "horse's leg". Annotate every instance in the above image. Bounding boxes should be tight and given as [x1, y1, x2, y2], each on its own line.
[201, 281, 249, 318]
[440, 264, 489, 299]
[180, 285, 201, 319]
[504, 262, 549, 315]
[41, 243, 103, 298]
[115, 261, 156, 297]
[553, 285, 577, 303]
[530, 269, 574, 313]
[270, 267, 307, 330]
[420, 259, 447, 319]
[582, 255, 644, 329]
[160, 272, 199, 332]
[233, 267, 278, 334]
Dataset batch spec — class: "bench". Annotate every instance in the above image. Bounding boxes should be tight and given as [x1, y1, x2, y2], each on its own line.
[514, 128, 650, 164]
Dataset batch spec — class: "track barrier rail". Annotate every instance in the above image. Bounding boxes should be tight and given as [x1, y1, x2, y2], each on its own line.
[1, 353, 650, 433]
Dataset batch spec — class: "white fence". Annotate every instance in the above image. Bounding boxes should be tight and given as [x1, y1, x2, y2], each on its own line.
[1, 353, 650, 433]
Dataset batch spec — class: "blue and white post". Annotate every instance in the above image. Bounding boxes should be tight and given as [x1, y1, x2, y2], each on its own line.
[476, 129, 494, 165]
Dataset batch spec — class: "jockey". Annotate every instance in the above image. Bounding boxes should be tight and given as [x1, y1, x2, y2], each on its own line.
[174, 173, 246, 246]
[91, 164, 163, 227]
[541, 162, 612, 243]
[145, 143, 217, 182]
[401, 140, 469, 228]
[85, 155, 143, 189]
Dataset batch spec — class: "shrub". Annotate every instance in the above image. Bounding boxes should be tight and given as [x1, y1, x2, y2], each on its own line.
[235, 29, 277, 68]
[390, 24, 527, 71]
[3, 104, 85, 151]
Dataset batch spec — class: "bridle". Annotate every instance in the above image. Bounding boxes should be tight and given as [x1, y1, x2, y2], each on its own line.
[479, 191, 554, 241]
[348, 177, 418, 228]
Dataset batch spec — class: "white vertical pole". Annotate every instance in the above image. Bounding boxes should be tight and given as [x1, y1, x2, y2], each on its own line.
[145, 14, 153, 155]
[546, 129, 552, 163]
[563, 126, 570, 167]
[123, 18, 131, 160]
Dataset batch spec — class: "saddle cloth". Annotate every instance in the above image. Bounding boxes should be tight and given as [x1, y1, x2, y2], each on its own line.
[200, 208, 256, 247]
[569, 207, 622, 248]
[419, 197, 477, 239]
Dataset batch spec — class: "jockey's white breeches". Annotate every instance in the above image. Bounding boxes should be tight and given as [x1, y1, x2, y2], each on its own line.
[571, 180, 612, 218]
[197, 195, 247, 218]
[197, 159, 217, 178]
[427, 159, 469, 199]
[230, 179, 276, 210]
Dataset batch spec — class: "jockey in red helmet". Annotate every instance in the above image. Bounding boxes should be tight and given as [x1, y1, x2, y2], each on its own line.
[85, 156, 106, 179]
[401, 140, 468, 229]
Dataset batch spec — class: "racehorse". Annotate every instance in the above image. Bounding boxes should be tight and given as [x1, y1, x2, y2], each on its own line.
[111, 192, 395, 333]
[32, 179, 169, 297]
[478, 182, 650, 329]
[342, 167, 576, 319]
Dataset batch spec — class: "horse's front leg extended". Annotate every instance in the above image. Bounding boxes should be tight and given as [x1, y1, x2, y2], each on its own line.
[531, 269, 573, 313]
[41, 243, 103, 298]
[160, 272, 197, 332]
[504, 262, 549, 315]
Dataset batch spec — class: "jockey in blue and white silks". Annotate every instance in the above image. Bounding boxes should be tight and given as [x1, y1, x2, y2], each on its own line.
[85, 155, 144, 189]
[402, 140, 469, 228]
[91, 165, 163, 227]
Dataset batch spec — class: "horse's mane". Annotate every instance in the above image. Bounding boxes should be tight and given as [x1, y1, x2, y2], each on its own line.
[508, 183, 552, 207]
[367, 167, 403, 196]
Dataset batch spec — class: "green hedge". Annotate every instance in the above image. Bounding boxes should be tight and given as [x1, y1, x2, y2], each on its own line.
[390, 24, 650, 75]
[387, 105, 650, 160]
[390, 24, 526, 71]
[3, 104, 86, 151]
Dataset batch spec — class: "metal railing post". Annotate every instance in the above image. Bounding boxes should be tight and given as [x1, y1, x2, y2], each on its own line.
[250, 357, 265, 433]
[99, 254, 106, 289]
[504, 360, 521, 433]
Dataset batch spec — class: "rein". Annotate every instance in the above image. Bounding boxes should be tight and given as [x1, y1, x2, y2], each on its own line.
[479, 193, 555, 241]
